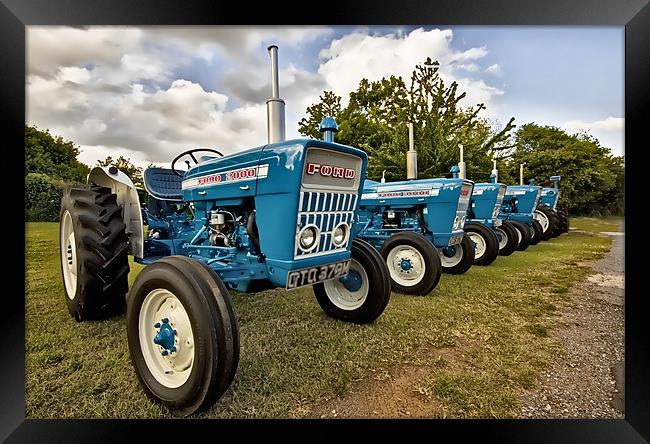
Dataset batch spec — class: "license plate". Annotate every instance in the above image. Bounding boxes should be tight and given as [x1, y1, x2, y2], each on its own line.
[494, 219, 502, 227]
[286, 259, 351, 290]
[449, 235, 463, 246]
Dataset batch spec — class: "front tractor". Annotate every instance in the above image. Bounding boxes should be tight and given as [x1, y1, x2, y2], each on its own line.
[539, 175, 569, 236]
[58, 46, 391, 416]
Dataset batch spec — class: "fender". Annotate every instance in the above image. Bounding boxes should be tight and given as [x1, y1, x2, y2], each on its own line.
[87, 166, 144, 259]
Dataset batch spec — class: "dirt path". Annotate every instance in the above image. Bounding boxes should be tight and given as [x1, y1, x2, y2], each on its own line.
[519, 223, 625, 418]
[306, 224, 625, 419]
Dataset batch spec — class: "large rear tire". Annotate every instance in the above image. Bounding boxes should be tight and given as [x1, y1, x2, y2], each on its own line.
[438, 233, 475, 275]
[314, 238, 391, 324]
[59, 185, 130, 321]
[126, 256, 239, 417]
[495, 222, 518, 256]
[464, 222, 499, 266]
[507, 220, 532, 251]
[557, 208, 570, 234]
[379, 231, 442, 295]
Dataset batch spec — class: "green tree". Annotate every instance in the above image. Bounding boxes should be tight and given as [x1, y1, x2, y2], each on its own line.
[503, 123, 624, 215]
[300, 58, 515, 182]
[97, 156, 144, 189]
[25, 125, 89, 182]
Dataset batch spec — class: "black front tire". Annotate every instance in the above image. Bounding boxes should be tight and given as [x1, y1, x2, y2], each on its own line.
[379, 231, 442, 295]
[495, 222, 518, 256]
[126, 256, 239, 417]
[59, 185, 130, 321]
[507, 220, 532, 251]
[464, 222, 500, 266]
[314, 238, 391, 324]
[529, 219, 543, 245]
[438, 233, 475, 275]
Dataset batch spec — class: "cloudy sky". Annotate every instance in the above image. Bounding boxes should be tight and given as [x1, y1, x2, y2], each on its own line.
[27, 26, 624, 168]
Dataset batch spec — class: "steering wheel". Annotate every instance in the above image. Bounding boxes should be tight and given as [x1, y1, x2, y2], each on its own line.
[171, 148, 224, 177]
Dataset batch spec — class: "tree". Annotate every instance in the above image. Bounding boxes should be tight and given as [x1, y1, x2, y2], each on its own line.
[504, 123, 624, 215]
[97, 156, 144, 189]
[300, 58, 515, 182]
[25, 125, 89, 182]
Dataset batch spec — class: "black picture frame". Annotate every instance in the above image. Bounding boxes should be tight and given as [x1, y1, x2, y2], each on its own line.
[4, 0, 648, 441]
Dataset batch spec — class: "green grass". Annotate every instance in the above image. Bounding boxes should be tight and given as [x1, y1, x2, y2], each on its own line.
[25, 217, 615, 418]
[569, 216, 621, 233]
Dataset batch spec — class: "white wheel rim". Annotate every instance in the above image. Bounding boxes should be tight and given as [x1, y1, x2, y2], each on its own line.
[515, 226, 522, 244]
[534, 210, 549, 232]
[138, 289, 194, 388]
[60, 210, 77, 299]
[495, 227, 508, 250]
[386, 244, 426, 287]
[468, 232, 486, 260]
[439, 244, 463, 267]
[323, 258, 369, 311]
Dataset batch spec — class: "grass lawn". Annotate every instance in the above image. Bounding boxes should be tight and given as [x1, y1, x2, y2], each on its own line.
[25, 217, 619, 418]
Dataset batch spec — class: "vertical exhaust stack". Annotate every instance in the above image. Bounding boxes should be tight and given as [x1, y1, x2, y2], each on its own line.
[519, 163, 526, 185]
[266, 45, 286, 144]
[406, 122, 417, 180]
[491, 159, 498, 183]
[458, 143, 466, 179]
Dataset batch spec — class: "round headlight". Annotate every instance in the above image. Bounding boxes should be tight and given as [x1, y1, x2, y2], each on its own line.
[299, 226, 318, 250]
[332, 223, 349, 247]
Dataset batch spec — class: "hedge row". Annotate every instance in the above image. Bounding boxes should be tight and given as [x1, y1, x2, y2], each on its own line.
[25, 173, 67, 222]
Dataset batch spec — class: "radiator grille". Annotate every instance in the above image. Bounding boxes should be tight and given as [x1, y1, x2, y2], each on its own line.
[294, 191, 358, 259]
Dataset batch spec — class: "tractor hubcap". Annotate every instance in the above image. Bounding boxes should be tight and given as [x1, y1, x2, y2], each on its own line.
[534, 210, 550, 232]
[324, 258, 368, 310]
[496, 228, 508, 250]
[386, 245, 425, 287]
[139, 289, 194, 388]
[468, 232, 486, 259]
[439, 244, 463, 267]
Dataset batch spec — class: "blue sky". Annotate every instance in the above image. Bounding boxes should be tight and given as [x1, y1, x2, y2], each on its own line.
[27, 26, 624, 167]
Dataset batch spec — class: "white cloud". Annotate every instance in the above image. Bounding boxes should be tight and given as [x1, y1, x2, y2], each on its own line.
[485, 63, 501, 75]
[456, 63, 480, 72]
[27, 26, 506, 166]
[316, 28, 502, 116]
[564, 116, 624, 133]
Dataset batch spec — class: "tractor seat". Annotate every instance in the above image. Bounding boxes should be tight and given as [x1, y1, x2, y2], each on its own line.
[143, 167, 183, 201]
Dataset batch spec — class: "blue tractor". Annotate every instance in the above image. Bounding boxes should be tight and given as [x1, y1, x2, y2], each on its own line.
[498, 181, 544, 250]
[466, 170, 519, 262]
[348, 124, 475, 296]
[538, 175, 569, 236]
[58, 46, 391, 416]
